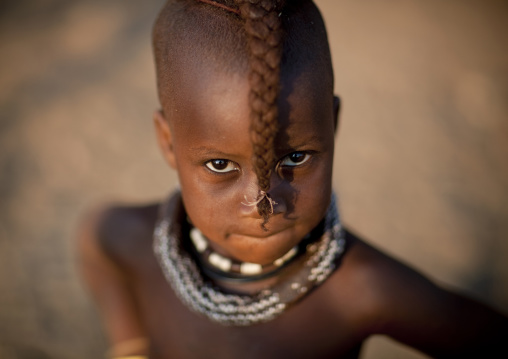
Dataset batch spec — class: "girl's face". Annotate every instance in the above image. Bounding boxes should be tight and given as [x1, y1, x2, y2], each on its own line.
[155, 66, 338, 265]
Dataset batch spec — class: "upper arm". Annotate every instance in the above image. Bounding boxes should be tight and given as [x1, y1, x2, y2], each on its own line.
[343, 236, 508, 357]
[375, 264, 508, 357]
[76, 207, 148, 356]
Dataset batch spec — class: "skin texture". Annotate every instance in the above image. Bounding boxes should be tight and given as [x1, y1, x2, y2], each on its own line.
[77, 19, 508, 359]
[154, 64, 335, 266]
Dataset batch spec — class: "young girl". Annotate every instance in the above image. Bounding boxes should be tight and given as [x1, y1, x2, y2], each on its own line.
[77, 0, 508, 358]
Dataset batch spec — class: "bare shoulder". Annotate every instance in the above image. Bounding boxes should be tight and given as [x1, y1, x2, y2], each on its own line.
[336, 229, 443, 317]
[77, 200, 160, 260]
[329, 228, 508, 357]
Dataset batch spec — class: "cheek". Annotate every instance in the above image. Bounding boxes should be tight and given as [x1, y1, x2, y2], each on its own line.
[178, 168, 238, 239]
[293, 155, 333, 218]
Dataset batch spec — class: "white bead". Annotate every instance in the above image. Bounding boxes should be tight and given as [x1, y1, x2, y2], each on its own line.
[240, 262, 263, 275]
[190, 228, 208, 252]
[209, 253, 232, 272]
[274, 246, 298, 266]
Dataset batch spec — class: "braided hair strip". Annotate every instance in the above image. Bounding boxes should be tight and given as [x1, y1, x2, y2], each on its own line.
[236, 0, 285, 222]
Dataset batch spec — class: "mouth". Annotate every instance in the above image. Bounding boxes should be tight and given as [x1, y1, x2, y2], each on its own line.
[234, 215, 299, 236]
[227, 224, 289, 240]
[212, 221, 309, 265]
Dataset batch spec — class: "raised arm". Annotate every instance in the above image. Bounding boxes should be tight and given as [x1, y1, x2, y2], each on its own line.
[377, 263, 508, 357]
[344, 233, 508, 358]
[76, 207, 149, 358]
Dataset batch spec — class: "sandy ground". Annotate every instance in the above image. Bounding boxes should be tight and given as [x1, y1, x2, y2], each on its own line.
[0, 0, 507, 358]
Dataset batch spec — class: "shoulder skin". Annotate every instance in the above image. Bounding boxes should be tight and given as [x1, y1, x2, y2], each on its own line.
[331, 229, 508, 358]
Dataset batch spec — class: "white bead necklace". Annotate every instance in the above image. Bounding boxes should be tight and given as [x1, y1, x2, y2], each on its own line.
[153, 193, 346, 326]
[189, 227, 300, 277]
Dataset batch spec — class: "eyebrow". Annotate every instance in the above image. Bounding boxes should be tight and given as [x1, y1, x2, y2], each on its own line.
[189, 146, 235, 158]
[276, 134, 325, 150]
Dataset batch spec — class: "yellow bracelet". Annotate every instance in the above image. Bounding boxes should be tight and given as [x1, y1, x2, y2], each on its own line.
[106, 337, 149, 358]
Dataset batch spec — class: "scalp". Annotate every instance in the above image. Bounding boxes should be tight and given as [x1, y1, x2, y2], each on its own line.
[152, 1, 247, 111]
[152, 0, 333, 114]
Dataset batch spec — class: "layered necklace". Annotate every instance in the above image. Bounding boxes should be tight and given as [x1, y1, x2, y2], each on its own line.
[153, 193, 346, 326]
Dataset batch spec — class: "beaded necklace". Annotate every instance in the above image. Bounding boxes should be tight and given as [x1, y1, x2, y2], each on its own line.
[189, 225, 307, 283]
[153, 193, 346, 326]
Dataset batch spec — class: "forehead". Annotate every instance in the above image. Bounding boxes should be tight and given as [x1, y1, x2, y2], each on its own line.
[166, 62, 334, 142]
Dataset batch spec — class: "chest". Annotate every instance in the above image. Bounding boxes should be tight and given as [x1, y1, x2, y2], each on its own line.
[133, 261, 364, 359]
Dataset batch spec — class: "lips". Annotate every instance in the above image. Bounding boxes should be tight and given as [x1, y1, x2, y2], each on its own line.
[226, 217, 297, 239]
[227, 224, 290, 240]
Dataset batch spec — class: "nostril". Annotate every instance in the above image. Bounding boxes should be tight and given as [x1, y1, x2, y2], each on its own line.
[271, 195, 287, 215]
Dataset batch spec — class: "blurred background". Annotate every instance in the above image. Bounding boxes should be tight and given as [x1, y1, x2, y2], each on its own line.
[0, 0, 507, 358]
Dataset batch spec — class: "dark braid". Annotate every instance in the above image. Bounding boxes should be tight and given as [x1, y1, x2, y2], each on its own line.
[235, 0, 285, 221]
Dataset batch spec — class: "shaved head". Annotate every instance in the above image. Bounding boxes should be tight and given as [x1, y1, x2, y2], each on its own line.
[152, 0, 333, 115]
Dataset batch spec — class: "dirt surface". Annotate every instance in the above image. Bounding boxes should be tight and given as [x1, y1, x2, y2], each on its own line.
[1, 0, 507, 358]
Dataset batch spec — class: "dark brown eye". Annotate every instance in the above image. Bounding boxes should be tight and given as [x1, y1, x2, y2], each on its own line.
[280, 152, 311, 167]
[205, 159, 238, 173]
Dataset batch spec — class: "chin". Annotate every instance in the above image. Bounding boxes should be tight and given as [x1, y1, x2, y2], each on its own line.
[227, 231, 302, 265]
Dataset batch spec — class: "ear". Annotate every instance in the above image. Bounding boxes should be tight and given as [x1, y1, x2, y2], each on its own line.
[153, 109, 177, 169]
[333, 95, 341, 135]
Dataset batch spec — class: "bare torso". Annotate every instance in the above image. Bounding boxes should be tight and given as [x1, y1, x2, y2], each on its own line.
[99, 199, 366, 358]
[78, 196, 508, 358]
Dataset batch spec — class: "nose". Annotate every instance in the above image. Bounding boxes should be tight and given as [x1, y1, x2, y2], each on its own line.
[239, 175, 287, 218]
